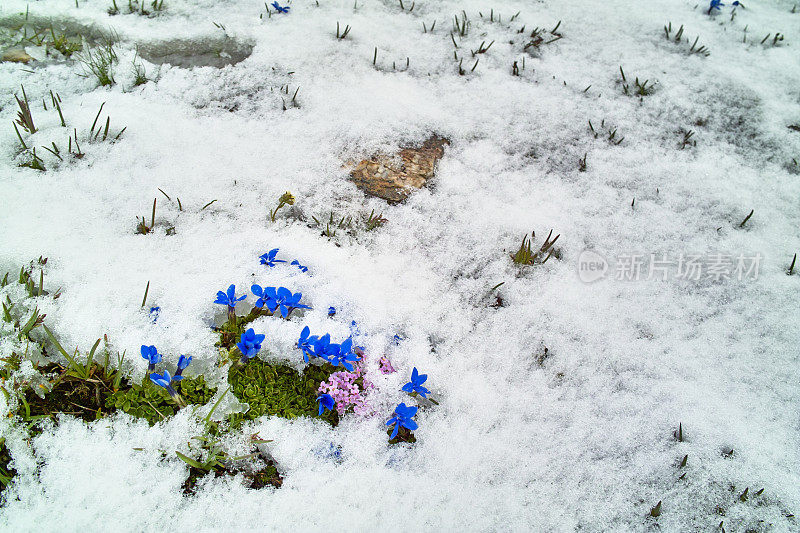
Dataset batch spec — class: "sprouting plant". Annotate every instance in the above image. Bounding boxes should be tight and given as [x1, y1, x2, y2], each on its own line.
[680, 129, 696, 149]
[386, 402, 418, 439]
[524, 22, 563, 55]
[511, 229, 560, 265]
[41, 325, 110, 381]
[471, 40, 495, 56]
[312, 211, 353, 238]
[150, 370, 186, 407]
[49, 26, 82, 57]
[588, 119, 624, 145]
[398, 0, 415, 11]
[401, 367, 430, 398]
[19, 148, 46, 171]
[215, 284, 246, 321]
[788, 253, 796, 275]
[619, 67, 656, 97]
[271, 1, 290, 14]
[78, 35, 118, 86]
[336, 22, 351, 40]
[136, 199, 157, 235]
[14, 86, 36, 134]
[132, 53, 148, 86]
[650, 501, 662, 517]
[269, 191, 295, 221]
[452, 11, 469, 38]
[364, 209, 387, 231]
[759, 33, 785, 46]
[140, 345, 162, 372]
[235, 328, 265, 365]
[316, 393, 335, 415]
[739, 209, 754, 228]
[259, 248, 286, 267]
[664, 23, 710, 56]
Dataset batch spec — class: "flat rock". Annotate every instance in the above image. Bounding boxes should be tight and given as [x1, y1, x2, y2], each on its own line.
[348, 135, 449, 203]
[2, 49, 33, 63]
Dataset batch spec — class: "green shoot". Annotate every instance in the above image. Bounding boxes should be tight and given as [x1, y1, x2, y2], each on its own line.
[15, 86, 36, 133]
[511, 230, 560, 265]
[739, 209, 754, 228]
[269, 191, 295, 221]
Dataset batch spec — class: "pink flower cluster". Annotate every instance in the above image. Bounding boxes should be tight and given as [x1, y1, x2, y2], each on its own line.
[318, 363, 374, 415]
[379, 356, 396, 374]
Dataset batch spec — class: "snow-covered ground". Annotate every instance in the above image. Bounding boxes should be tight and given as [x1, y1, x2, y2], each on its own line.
[1, 0, 799, 530]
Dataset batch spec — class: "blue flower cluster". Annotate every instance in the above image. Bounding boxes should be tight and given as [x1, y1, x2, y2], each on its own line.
[141, 345, 193, 405]
[296, 326, 360, 370]
[707, 0, 741, 14]
[251, 285, 310, 318]
[207, 248, 430, 440]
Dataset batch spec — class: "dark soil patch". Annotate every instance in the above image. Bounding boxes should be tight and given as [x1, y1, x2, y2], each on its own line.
[182, 448, 283, 495]
[23, 363, 216, 425]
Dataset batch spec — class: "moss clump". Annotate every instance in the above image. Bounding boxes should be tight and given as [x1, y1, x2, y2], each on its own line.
[228, 359, 337, 426]
[106, 375, 217, 425]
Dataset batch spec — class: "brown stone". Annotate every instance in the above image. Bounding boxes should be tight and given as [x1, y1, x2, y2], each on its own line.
[348, 135, 449, 203]
[2, 49, 33, 63]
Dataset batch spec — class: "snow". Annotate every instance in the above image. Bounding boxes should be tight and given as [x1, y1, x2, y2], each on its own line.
[1, 0, 799, 530]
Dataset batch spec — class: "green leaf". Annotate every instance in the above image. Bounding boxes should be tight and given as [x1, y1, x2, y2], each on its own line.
[175, 451, 206, 470]
[42, 324, 79, 368]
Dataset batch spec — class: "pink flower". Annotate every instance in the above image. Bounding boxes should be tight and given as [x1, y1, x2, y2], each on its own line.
[379, 356, 396, 374]
[318, 361, 374, 416]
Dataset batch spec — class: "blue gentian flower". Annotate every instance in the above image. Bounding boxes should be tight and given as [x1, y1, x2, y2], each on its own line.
[271, 1, 290, 13]
[150, 369, 185, 406]
[141, 345, 161, 371]
[149, 306, 160, 324]
[297, 326, 319, 363]
[401, 367, 431, 398]
[260, 248, 286, 267]
[328, 306, 336, 317]
[215, 284, 246, 308]
[386, 403, 418, 439]
[708, 0, 724, 12]
[251, 286, 310, 318]
[175, 354, 192, 377]
[291, 260, 308, 273]
[316, 393, 335, 415]
[393, 334, 403, 345]
[251, 284, 275, 309]
[236, 328, 265, 364]
[274, 287, 310, 318]
[327, 338, 360, 371]
[312, 333, 332, 362]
